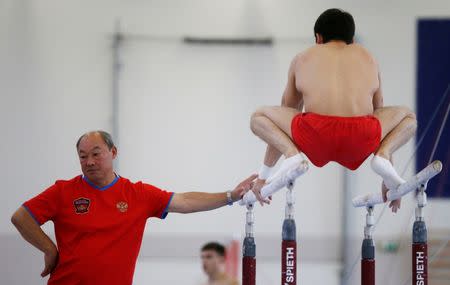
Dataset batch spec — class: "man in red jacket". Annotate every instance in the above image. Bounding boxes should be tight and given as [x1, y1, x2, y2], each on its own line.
[11, 130, 256, 285]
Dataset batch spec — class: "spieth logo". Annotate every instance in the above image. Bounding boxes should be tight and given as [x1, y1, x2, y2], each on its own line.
[416, 251, 425, 285]
[116, 201, 128, 213]
[284, 247, 295, 284]
[73, 197, 90, 214]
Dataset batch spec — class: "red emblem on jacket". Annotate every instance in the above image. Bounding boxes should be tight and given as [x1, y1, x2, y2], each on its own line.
[116, 201, 128, 213]
[73, 197, 90, 214]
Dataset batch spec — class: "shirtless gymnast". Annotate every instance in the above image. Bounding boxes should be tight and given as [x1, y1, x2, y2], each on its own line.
[248, 8, 417, 212]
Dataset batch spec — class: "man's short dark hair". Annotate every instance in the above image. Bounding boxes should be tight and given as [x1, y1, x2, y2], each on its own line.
[314, 8, 355, 44]
[76, 131, 115, 150]
[201, 242, 226, 257]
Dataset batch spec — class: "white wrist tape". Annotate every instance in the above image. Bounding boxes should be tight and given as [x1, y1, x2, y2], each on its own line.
[258, 165, 274, 180]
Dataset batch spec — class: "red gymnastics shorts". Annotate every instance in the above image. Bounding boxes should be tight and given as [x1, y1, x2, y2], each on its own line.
[291, 112, 381, 170]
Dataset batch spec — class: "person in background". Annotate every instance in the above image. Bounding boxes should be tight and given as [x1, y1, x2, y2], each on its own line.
[200, 242, 239, 285]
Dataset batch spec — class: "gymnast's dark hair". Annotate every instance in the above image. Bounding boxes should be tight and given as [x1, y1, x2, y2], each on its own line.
[76, 130, 115, 150]
[201, 242, 226, 257]
[314, 8, 355, 44]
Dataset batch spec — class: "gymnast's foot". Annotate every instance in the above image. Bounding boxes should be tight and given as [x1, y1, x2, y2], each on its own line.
[371, 155, 404, 213]
[250, 153, 303, 206]
[266, 154, 303, 184]
[371, 155, 406, 190]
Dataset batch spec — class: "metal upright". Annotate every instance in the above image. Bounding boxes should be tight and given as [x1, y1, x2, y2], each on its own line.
[281, 182, 297, 285]
[361, 206, 375, 285]
[242, 204, 256, 285]
[412, 184, 428, 285]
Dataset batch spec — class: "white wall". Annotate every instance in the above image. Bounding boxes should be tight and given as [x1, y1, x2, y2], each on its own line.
[1, 0, 345, 238]
[2, 0, 449, 284]
[117, 39, 344, 239]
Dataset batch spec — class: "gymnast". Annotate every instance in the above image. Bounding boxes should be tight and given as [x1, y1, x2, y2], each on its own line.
[248, 8, 417, 212]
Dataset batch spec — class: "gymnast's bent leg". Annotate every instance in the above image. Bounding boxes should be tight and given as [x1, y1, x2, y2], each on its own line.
[249, 106, 305, 204]
[371, 106, 417, 211]
[250, 106, 304, 178]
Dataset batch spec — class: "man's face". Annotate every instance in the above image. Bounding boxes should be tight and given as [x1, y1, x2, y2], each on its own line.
[201, 250, 224, 276]
[77, 133, 117, 183]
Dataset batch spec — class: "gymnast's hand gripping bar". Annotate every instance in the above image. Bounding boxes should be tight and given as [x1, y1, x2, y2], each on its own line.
[352, 160, 442, 208]
[239, 160, 309, 206]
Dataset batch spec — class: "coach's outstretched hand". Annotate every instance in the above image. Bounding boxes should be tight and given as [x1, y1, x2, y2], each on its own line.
[250, 178, 271, 206]
[232, 174, 258, 202]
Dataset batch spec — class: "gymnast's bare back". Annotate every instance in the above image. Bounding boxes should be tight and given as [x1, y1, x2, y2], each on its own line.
[293, 41, 379, 116]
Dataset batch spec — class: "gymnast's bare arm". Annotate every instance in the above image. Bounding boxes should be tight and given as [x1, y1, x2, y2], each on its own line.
[263, 54, 304, 166]
[11, 207, 58, 277]
[249, 55, 305, 205]
[282, 55, 304, 110]
[372, 71, 402, 212]
[372, 72, 383, 111]
[267, 54, 303, 168]
[168, 174, 257, 213]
